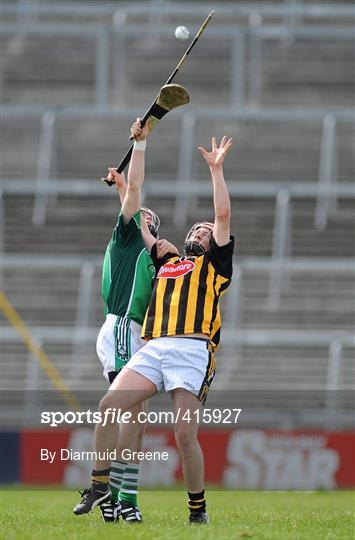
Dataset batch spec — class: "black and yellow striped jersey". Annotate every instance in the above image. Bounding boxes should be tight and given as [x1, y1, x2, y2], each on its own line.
[142, 237, 234, 350]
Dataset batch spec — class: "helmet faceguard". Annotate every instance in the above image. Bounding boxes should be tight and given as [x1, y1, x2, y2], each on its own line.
[183, 222, 214, 256]
[141, 207, 160, 238]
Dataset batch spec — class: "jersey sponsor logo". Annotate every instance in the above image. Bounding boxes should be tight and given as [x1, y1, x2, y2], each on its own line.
[157, 260, 195, 279]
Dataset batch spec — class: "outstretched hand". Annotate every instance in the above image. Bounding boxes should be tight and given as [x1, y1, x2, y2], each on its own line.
[198, 136, 233, 168]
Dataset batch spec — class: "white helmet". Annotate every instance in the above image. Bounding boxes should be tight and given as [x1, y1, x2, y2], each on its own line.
[141, 207, 160, 238]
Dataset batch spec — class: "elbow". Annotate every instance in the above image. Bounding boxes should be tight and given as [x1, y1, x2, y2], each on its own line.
[215, 207, 231, 222]
[127, 182, 140, 194]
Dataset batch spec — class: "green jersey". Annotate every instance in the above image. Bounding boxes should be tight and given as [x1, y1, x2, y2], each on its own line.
[101, 210, 155, 325]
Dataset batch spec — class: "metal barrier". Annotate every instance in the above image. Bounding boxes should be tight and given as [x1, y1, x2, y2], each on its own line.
[3, 254, 354, 347]
[221, 266, 244, 380]
[0, 181, 4, 257]
[13, 106, 352, 228]
[325, 339, 344, 430]
[315, 114, 339, 231]
[70, 262, 96, 380]
[230, 31, 246, 107]
[112, 17, 127, 104]
[96, 28, 110, 109]
[248, 15, 263, 105]
[15, 0, 37, 37]
[3, 2, 355, 19]
[32, 109, 57, 226]
[225, 266, 244, 331]
[1, 21, 354, 110]
[3, 255, 354, 425]
[173, 113, 196, 227]
[24, 341, 42, 423]
[268, 190, 292, 308]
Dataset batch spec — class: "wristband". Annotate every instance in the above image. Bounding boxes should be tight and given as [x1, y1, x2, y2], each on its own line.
[133, 139, 146, 151]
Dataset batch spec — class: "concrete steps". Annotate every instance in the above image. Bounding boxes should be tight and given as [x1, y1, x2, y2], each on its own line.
[4, 261, 354, 331]
[4, 196, 355, 257]
[2, 21, 353, 107]
[262, 39, 354, 106]
[3, 116, 353, 185]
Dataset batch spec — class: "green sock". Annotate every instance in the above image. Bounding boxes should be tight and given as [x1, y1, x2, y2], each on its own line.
[109, 460, 126, 503]
[119, 463, 140, 506]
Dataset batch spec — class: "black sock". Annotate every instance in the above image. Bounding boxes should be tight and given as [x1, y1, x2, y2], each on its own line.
[91, 467, 110, 490]
[188, 490, 206, 513]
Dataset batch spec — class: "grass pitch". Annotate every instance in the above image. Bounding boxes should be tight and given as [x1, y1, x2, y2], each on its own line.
[1, 489, 354, 540]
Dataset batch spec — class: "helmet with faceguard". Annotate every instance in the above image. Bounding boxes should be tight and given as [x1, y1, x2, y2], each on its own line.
[141, 207, 160, 238]
[183, 221, 214, 256]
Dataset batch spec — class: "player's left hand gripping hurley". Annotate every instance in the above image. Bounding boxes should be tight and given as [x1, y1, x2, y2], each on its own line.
[101, 10, 215, 186]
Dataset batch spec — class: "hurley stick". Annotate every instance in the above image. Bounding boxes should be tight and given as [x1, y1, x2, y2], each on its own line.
[101, 10, 215, 185]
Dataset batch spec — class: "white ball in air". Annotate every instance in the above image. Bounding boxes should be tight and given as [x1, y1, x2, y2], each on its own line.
[175, 26, 190, 40]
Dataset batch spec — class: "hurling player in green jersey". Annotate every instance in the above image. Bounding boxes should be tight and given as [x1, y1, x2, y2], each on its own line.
[73, 119, 178, 523]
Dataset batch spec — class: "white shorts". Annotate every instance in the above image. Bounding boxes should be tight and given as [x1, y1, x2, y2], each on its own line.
[96, 314, 146, 382]
[125, 337, 216, 403]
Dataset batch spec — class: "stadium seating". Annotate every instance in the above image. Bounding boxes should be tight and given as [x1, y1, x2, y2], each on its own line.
[2, 1, 354, 428]
[3, 112, 354, 184]
[2, 0, 354, 108]
[3, 195, 355, 257]
[4, 258, 354, 330]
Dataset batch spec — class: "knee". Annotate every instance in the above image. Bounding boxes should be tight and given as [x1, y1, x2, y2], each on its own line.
[99, 393, 113, 415]
[174, 424, 196, 453]
[132, 407, 146, 439]
[136, 420, 146, 444]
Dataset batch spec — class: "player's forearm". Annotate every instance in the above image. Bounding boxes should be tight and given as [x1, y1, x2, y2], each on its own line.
[210, 165, 231, 222]
[121, 145, 145, 221]
[127, 146, 145, 192]
[116, 183, 127, 205]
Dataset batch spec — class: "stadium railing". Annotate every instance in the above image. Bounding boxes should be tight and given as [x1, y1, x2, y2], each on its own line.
[3, 255, 354, 354]
[3, 254, 354, 429]
[3, 107, 354, 229]
[1, 20, 353, 108]
[4, 2, 355, 21]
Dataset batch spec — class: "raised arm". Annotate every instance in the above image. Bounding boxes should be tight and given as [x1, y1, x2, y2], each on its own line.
[198, 136, 233, 246]
[121, 118, 148, 224]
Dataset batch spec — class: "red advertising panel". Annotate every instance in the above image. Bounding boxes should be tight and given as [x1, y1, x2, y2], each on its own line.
[18, 428, 355, 488]
[221, 429, 355, 489]
[21, 430, 71, 484]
